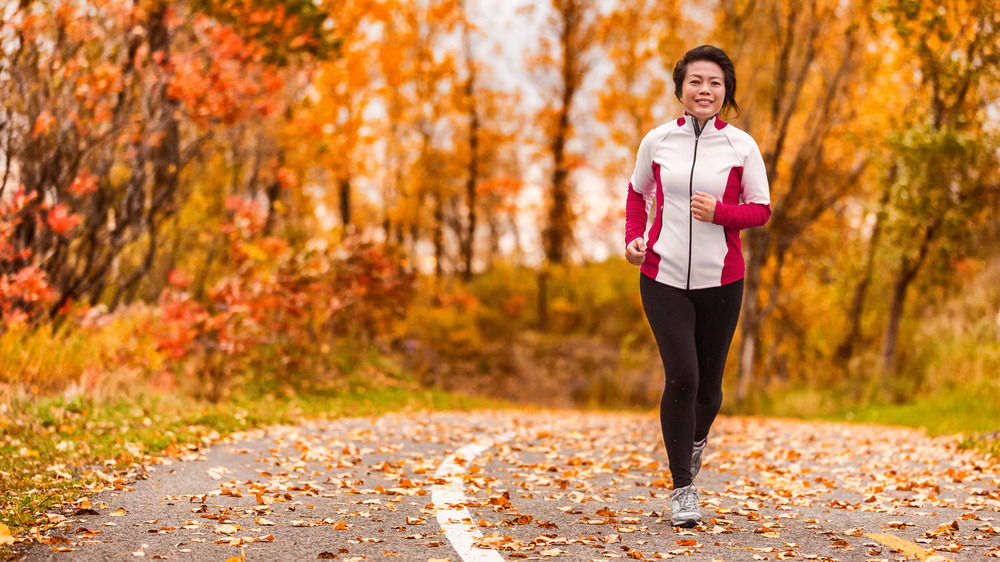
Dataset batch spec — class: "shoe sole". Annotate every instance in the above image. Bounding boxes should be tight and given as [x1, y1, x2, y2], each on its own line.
[672, 514, 701, 527]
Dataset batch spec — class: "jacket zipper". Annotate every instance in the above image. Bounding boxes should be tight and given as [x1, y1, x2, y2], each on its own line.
[686, 121, 702, 290]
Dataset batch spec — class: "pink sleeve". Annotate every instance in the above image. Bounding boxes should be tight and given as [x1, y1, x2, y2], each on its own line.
[713, 201, 771, 229]
[625, 183, 648, 245]
[713, 134, 771, 230]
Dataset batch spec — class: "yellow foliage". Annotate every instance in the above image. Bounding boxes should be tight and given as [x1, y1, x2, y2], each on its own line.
[0, 305, 163, 394]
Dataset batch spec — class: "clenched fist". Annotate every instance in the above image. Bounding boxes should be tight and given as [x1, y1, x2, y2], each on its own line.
[626, 238, 646, 266]
[691, 191, 717, 223]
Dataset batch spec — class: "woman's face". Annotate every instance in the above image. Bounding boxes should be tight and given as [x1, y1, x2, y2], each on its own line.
[681, 60, 725, 124]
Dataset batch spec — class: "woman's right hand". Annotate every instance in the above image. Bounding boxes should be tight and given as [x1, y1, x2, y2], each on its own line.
[625, 238, 646, 266]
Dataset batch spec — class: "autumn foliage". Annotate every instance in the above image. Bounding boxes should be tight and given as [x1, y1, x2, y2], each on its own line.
[151, 197, 412, 399]
[1, 0, 999, 411]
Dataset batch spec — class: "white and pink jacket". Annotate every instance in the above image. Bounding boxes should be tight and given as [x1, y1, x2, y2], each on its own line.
[626, 114, 771, 290]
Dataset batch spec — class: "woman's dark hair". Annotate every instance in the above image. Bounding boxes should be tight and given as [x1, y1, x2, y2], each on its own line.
[672, 45, 739, 117]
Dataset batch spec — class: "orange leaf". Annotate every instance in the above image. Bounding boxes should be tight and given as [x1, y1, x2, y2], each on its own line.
[47, 204, 82, 235]
[33, 111, 56, 136]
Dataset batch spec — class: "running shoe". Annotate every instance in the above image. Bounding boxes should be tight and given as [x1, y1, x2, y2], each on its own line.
[670, 485, 701, 527]
[691, 439, 707, 480]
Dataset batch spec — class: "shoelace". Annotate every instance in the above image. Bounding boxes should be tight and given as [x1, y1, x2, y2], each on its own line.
[675, 487, 698, 511]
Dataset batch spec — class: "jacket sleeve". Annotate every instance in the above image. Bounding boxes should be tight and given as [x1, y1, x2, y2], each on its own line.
[713, 136, 771, 230]
[625, 130, 657, 246]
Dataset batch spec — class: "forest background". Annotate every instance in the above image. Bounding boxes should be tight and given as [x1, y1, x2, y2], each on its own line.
[2, 0, 1000, 489]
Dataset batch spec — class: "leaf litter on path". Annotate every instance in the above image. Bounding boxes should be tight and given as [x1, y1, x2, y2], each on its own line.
[15, 411, 1000, 560]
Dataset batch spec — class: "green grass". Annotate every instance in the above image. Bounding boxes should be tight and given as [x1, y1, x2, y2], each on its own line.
[745, 378, 1000, 461]
[839, 386, 1000, 436]
[0, 377, 505, 559]
[814, 379, 1000, 461]
[835, 381, 1000, 457]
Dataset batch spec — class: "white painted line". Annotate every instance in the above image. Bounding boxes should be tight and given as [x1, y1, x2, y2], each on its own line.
[432, 432, 515, 562]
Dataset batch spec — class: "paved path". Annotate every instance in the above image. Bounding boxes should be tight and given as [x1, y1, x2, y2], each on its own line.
[17, 411, 1000, 561]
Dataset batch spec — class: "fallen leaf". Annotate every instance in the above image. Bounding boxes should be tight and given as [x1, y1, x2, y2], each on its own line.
[215, 524, 240, 535]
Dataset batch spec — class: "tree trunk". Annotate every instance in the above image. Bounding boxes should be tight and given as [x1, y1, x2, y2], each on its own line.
[460, 15, 479, 282]
[542, 0, 588, 266]
[544, 107, 572, 265]
[262, 149, 284, 235]
[880, 273, 909, 380]
[148, 1, 180, 212]
[837, 179, 893, 363]
[880, 222, 937, 380]
[537, 268, 549, 331]
[735, 227, 771, 404]
[263, 179, 281, 235]
[104, 0, 180, 312]
[339, 176, 351, 232]
[462, 90, 479, 281]
[759, 246, 788, 387]
[433, 189, 444, 278]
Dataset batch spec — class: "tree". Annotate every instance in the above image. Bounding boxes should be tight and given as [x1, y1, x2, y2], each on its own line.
[595, 0, 687, 176]
[712, 0, 879, 403]
[449, 0, 527, 280]
[529, 0, 598, 266]
[301, 0, 387, 234]
[873, 0, 1000, 382]
[0, 0, 328, 326]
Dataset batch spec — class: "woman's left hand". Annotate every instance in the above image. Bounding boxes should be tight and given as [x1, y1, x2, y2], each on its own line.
[691, 191, 717, 223]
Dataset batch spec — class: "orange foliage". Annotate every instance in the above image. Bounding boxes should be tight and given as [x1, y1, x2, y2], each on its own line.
[150, 196, 413, 397]
[67, 171, 100, 197]
[0, 190, 58, 328]
[46, 204, 82, 235]
[168, 17, 286, 127]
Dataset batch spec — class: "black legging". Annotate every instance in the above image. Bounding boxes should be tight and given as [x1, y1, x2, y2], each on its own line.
[640, 274, 743, 489]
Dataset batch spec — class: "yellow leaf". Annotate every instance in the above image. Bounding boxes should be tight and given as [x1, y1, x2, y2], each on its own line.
[0, 523, 14, 546]
[110, 508, 127, 516]
[215, 524, 240, 535]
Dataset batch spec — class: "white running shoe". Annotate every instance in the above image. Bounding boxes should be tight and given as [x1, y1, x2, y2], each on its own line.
[670, 485, 702, 527]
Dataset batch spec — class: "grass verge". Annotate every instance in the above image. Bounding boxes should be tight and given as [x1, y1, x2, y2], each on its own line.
[835, 381, 1000, 458]
[751, 380, 1000, 460]
[0, 377, 504, 559]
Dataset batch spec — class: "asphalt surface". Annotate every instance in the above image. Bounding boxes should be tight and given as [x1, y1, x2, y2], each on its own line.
[16, 410, 1000, 561]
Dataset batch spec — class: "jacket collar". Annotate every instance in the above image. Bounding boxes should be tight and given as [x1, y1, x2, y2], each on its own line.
[678, 113, 728, 135]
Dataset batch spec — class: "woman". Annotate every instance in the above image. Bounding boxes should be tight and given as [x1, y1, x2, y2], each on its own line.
[624, 45, 771, 527]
